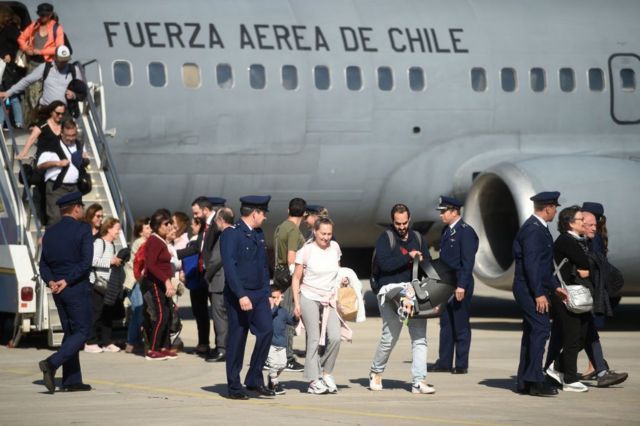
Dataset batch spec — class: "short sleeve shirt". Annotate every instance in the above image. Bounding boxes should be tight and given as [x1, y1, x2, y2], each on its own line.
[275, 219, 304, 266]
[295, 241, 341, 302]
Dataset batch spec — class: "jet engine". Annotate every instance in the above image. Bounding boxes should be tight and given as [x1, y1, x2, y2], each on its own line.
[463, 157, 640, 294]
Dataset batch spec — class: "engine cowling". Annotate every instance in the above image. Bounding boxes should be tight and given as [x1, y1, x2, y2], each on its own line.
[464, 157, 640, 295]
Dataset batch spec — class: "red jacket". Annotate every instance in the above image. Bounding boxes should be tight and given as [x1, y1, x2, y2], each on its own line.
[144, 234, 173, 286]
[18, 19, 65, 62]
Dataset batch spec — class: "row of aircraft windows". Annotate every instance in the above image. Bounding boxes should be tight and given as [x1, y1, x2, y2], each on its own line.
[112, 61, 637, 93]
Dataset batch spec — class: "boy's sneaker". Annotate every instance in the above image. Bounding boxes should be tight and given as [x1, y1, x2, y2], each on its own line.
[84, 344, 103, 353]
[322, 374, 338, 394]
[285, 358, 304, 372]
[268, 379, 286, 395]
[411, 381, 436, 394]
[369, 372, 383, 391]
[145, 350, 168, 361]
[263, 360, 273, 371]
[563, 381, 589, 392]
[103, 344, 121, 353]
[307, 379, 329, 395]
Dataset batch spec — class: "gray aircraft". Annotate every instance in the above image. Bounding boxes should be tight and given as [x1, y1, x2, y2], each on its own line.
[6, 0, 640, 293]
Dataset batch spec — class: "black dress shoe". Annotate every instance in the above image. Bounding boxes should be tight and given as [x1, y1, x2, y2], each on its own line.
[246, 385, 276, 396]
[61, 383, 92, 392]
[528, 382, 558, 397]
[206, 350, 226, 363]
[38, 360, 55, 393]
[227, 392, 249, 400]
[429, 365, 452, 373]
[452, 368, 468, 374]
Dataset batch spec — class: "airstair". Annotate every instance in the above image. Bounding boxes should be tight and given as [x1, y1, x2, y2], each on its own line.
[0, 61, 132, 347]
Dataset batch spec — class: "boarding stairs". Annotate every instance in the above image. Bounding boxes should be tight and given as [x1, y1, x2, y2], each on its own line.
[0, 61, 132, 347]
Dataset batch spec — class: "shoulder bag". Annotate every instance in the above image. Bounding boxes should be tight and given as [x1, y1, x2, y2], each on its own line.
[553, 258, 593, 314]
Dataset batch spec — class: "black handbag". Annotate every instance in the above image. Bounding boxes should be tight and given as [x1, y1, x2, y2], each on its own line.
[77, 166, 92, 194]
[273, 264, 291, 291]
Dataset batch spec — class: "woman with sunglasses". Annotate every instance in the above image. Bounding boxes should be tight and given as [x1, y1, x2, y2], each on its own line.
[16, 100, 65, 160]
[141, 209, 178, 360]
[84, 203, 104, 240]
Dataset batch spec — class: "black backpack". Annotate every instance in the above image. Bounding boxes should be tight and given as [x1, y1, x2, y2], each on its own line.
[370, 229, 423, 294]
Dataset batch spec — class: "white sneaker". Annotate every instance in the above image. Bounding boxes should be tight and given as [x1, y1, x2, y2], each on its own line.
[563, 381, 589, 392]
[307, 379, 329, 395]
[546, 362, 564, 385]
[322, 374, 337, 394]
[84, 344, 103, 353]
[103, 344, 121, 353]
[369, 372, 383, 391]
[412, 381, 436, 394]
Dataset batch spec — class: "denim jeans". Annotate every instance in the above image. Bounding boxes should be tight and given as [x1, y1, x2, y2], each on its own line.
[0, 96, 24, 127]
[371, 296, 428, 385]
[126, 283, 144, 345]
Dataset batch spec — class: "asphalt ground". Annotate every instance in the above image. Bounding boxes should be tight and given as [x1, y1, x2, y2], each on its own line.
[1, 282, 638, 426]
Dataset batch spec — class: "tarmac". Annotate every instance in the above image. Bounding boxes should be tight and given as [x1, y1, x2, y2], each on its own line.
[1, 282, 638, 426]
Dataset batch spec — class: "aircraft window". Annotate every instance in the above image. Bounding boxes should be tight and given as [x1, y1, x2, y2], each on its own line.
[588, 68, 605, 92]
[377, 67, 393, 91]
[250, 64, 266, 89]
[182, 63, 201, 89]
[620, 68, 636, 91]
[217, 64, 233, 89]
[409, 67, 425, 92]
[113, 61, 132, 87]
[346, 66, 362, 91]
[559, 68, 575, 92]
[282, 65, 298, 90]
[501, 68, 516, 92]
[471, 67, 486, 92]
[530, 68, 546, 92]
[148, 62, 167, 88]
[314, 65, 330, 90]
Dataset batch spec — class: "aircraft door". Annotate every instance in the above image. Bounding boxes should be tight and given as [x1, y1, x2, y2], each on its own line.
[609, 54, 640, 124]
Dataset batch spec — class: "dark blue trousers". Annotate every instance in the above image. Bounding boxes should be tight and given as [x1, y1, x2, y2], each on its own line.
[48, 281, 92, 386]
[438, 286, 473, 369]
[513, 285, 550, 389]
[224, 288, 273, 394]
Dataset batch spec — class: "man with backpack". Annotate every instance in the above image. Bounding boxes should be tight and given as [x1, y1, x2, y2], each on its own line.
[368, 203, 435, 395]
[0, 45, 80, 119]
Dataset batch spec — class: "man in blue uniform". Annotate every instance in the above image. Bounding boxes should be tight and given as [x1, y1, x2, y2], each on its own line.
[221, 195, 275, 399]
[431, 196, 479, 374]
[38, 191, 93, 393]
[512, 191, 567, 396]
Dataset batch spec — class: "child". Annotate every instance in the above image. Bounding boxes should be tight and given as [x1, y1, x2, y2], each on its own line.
[267, 287, 299, 395]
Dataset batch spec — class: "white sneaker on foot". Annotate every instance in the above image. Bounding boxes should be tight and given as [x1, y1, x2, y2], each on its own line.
[103, 344, 121, 353]
[322, 374, 337, 394]
[307, 379, 329, 395]
[546, 362, 564, 385]
[369, 372, 383, 391]
[412, 381, 436, 394]
[84, 344, 103, 353]
[563, 381, 588, 392]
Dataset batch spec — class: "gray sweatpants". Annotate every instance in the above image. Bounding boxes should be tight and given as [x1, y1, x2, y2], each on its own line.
[299, 294, 341, 381]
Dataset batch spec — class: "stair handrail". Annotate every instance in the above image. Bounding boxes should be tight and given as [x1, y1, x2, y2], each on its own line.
[74, 60, 134, 240]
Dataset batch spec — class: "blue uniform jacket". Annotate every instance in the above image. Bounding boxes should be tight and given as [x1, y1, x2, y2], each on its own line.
[220, 220, 270, 299]
[271, 305, 298, 348]
[375, 228, 430, 287]
[440, 219, 479, 290]
[39, 216, 93, 286]
[512, 215, 559, 298]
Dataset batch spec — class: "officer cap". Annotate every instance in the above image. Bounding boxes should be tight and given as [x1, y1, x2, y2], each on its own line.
[208, 197, 226, 207]
[56, 191, 84, 208]
[530, 191, 561, 206]
[37, 3, 54, 16]
[581, 201, 604, 218]
[240, 195, 271, 212]
[306, 204, 324, 215]
[436, 195, 463, 211]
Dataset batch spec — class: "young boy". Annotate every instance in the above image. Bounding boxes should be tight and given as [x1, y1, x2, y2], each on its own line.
[267, 287, 299, 395]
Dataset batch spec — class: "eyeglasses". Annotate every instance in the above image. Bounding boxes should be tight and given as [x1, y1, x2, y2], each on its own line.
[95, 214, 104, 219]
[162, 221, 172, 227]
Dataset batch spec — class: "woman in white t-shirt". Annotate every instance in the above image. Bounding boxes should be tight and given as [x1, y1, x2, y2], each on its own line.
[292, 217, 344, 395]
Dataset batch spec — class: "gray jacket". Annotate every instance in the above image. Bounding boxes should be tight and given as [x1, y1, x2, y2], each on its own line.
[6, 62, 77, 106]
[206, 240, 225, 293]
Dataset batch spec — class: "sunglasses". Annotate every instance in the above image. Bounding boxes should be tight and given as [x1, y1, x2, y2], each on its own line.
[53, 110, 65, 116]
[162, 221, 172, 227]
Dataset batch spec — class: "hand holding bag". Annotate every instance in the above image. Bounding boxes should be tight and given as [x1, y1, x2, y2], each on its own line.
[337, 279, 358, 322]
[554, 258, 593, 314]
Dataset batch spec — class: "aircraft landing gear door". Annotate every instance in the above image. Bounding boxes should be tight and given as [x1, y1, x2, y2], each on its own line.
[609, 54, 640, 125]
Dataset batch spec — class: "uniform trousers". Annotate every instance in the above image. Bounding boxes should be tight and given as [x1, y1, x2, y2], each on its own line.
[208, 291, 228, 351]
[549, 293, 589, 384]
[224, 288, 273, 394]
[189, 286, 210, 347]
[142, 280, 172, 352]
[299, 294, 341, 381]
[513, 285, 550, 388]
[438, 286, 473, 369]
[48, 281, 92, 386]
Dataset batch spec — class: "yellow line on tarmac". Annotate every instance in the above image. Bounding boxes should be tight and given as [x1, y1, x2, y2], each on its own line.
[2, 368, 505, 426]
